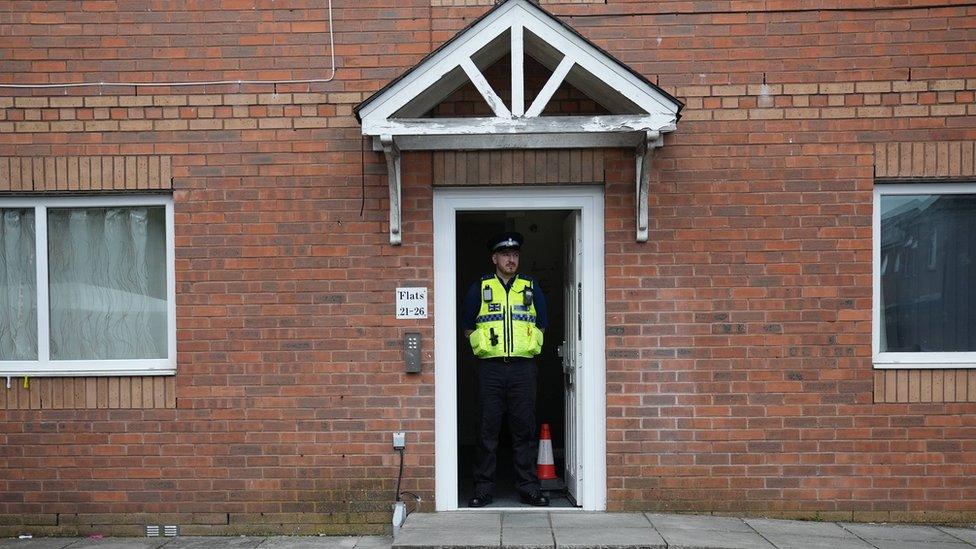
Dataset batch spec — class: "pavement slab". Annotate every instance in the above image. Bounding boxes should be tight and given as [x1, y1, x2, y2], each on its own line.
[351, 537, 394, 549]
[500, 528, 553, 548]
[759, 533, 877, 549]
[655, 528, 776, 549]
[61, 539, 169, 549]
[940, 527, 976, 545]
[392, 527, 500, 549]
[402, 513, 502, 531]
[159, 537, 265, 548]
[865, 541, 973, 549]
[549, 513, 651, 529]
[840, 523, 962, 543]
[500, 514, 550, 529]
[551, 527, 664, 549]
[645, 514, 752, 533]
[0, 540, 80, 549]
[745, 518, 857, 539]
[254, 537, 360, 548]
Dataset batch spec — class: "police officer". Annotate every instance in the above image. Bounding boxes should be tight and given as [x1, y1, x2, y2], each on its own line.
[462, 231, 550, 507]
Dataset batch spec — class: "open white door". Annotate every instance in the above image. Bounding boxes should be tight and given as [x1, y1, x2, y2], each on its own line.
[562, 211, 583, 503]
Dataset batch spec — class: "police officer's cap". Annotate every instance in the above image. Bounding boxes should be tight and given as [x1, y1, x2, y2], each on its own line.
[487, 231, 523, 252]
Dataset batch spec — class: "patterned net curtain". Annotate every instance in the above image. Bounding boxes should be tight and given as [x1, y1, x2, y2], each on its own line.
[0, 209, 38, 361]
[47, 207, 168, 360]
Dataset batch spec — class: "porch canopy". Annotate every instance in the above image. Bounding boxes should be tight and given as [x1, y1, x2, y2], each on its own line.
[354, 0, 683, 244]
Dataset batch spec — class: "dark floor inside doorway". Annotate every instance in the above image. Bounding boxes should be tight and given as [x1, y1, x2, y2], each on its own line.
[458, 444, 575, 508]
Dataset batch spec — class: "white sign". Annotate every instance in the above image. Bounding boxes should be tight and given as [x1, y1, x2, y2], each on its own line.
[396, 287, 428, 319]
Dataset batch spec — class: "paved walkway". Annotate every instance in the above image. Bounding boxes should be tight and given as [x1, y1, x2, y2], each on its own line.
[3, 512, 976, 548]
[394, 511, 976, 548]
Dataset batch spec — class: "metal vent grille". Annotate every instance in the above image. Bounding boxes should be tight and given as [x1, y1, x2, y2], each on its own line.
[146, 525, 178, 537]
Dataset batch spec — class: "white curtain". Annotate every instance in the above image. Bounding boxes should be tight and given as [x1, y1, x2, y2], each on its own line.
[48, 207, 167, 360]
[0, 209, 38, 361]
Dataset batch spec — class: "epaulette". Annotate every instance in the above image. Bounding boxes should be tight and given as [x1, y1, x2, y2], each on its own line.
[481, 274, 495, 281]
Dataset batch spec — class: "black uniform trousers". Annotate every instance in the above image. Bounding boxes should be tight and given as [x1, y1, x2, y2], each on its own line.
[473, 357, 540, 497]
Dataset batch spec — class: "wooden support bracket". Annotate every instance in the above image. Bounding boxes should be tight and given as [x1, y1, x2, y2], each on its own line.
[635, 131, 663, 243]
[381, 134, 402, 246]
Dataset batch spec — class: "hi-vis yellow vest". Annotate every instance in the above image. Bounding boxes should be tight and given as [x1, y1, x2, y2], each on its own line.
[469, 275, 544, 359]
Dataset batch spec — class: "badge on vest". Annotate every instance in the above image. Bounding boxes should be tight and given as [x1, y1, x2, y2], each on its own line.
[488, 303, 501, 312]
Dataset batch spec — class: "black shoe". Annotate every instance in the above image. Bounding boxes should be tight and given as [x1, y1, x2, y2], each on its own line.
[468, 494, 493, 507]
[519, 492, 549, 506]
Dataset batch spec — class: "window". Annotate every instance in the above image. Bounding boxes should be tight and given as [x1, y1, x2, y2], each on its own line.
[0, 196, 175, 376]
[873, 184, 976, 368]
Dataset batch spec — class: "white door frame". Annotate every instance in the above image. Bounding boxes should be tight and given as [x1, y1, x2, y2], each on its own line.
[433, 185, 606, 511]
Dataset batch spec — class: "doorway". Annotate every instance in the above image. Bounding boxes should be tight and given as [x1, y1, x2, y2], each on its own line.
[455, 209, 572, 508]
[433, 186, 606, 511]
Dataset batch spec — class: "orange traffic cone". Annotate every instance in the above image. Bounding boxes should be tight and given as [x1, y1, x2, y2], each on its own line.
[536, 423, 557, 481]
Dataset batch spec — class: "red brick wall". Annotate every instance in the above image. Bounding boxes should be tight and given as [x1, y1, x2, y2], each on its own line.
[2, 0, 976, 534]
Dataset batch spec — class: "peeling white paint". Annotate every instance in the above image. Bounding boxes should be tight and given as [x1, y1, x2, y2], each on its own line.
[635, 131, 658, 242]
[381, 135, 402, 246]
[363, 114, 677, 137]
[461, 58, 511, 118]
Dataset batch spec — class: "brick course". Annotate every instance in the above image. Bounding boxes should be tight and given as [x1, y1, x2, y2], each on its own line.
[1, 0, 975, 535]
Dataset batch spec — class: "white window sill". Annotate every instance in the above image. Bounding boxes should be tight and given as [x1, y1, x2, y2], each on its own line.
[874, 354, 976, 370]
[0, 360, 175, 377]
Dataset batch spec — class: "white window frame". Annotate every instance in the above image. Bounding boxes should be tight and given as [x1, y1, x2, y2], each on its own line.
[0, 195, 176, 377]
[873, 183, 976, 369]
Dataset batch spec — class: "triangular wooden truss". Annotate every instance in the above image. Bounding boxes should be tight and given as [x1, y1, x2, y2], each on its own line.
[355, 0, 682, 244]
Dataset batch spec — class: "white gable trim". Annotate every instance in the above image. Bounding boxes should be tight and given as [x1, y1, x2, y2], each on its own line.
[511, 21, 525, 116]
[519, 10, 675, 116]
[459, 58, 511, 118]
[356, 0, 681, 245]
[357, 3, 518, 124]
[357, 0, 680, 125]
[525, 56, 574, 118]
